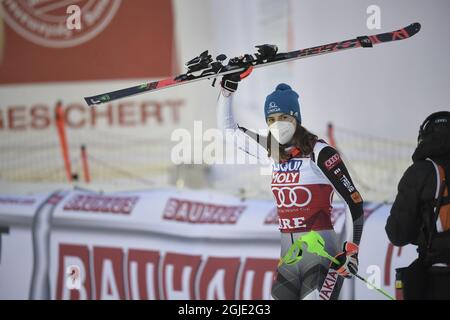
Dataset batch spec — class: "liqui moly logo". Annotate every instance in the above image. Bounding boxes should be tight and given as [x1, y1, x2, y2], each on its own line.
[272, 159, 302, 185]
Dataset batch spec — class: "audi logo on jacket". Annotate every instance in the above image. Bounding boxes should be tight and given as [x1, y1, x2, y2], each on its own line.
[271, 141, 364, 244]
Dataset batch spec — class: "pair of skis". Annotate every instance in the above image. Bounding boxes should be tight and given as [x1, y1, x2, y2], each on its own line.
[84, 22, 421, 106]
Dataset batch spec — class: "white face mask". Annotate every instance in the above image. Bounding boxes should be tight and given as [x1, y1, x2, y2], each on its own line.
[268, 121, 296, 145]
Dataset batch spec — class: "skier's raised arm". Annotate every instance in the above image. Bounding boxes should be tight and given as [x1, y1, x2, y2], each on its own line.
[216, 67, 271, 165]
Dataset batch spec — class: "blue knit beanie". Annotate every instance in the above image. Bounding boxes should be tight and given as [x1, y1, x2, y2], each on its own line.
[264, 83, 301, 123]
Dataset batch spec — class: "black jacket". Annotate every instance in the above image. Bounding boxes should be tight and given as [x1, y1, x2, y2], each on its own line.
[386, 131, 450, 247]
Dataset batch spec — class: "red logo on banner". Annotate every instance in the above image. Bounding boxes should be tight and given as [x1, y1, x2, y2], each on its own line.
[55, 244, 278, 300]
[238, 258, 277, 300]
[63, 194, 139, 215]
[162, 252, 202, 300]
[198, 257, 241, 299]
[0, 0, 175, 83]
[163, 198, 246, 224]
[2, 0, 121, 48]
[0, 100, 185, 131]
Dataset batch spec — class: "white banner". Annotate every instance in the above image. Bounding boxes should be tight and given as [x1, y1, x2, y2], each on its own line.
[0, 188, 415, 300]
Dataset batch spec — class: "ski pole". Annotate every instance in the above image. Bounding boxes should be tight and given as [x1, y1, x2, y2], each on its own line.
[353, 274, 394, 300]
[324, 252, 394, 300]
[287, 231, 396, 300]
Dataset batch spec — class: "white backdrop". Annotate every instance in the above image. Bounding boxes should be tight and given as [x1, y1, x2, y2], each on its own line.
[206, 0, 450, 141]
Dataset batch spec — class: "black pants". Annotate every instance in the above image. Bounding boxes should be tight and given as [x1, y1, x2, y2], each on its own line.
[398, 261, 450, 300]
[425, 266, 450, 300]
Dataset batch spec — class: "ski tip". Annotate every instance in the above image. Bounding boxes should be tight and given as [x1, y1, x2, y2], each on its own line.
[84, 97, 98, 107]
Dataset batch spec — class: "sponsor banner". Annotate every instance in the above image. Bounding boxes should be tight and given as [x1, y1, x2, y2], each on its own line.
[0, 79, 208, 184]
[0, 94, 185, 132]
[162, 197, 246, 225]
[0, 80, 190, 136]
[52, 189, 350, 239]
[0, 188, 416, 299]
[51, 188, 280, 240]
[0, 193, 50, 223]
[63, 194, 139, 215]
[49, 229, 279, 300]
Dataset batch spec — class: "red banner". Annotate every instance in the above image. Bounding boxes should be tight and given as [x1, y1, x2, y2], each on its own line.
[0, 0, 175, 84]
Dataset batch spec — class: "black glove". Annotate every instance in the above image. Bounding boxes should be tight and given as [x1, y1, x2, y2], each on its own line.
[220, 65, 253, 93]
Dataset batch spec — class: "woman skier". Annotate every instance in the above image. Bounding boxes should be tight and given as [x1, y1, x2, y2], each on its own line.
[217, 68, 364, 300]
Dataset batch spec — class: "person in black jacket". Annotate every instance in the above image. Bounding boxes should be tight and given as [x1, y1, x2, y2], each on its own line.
[386, 111, 450, 300]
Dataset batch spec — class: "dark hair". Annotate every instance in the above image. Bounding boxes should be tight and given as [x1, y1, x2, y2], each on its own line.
[267, 123, 318, 162]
